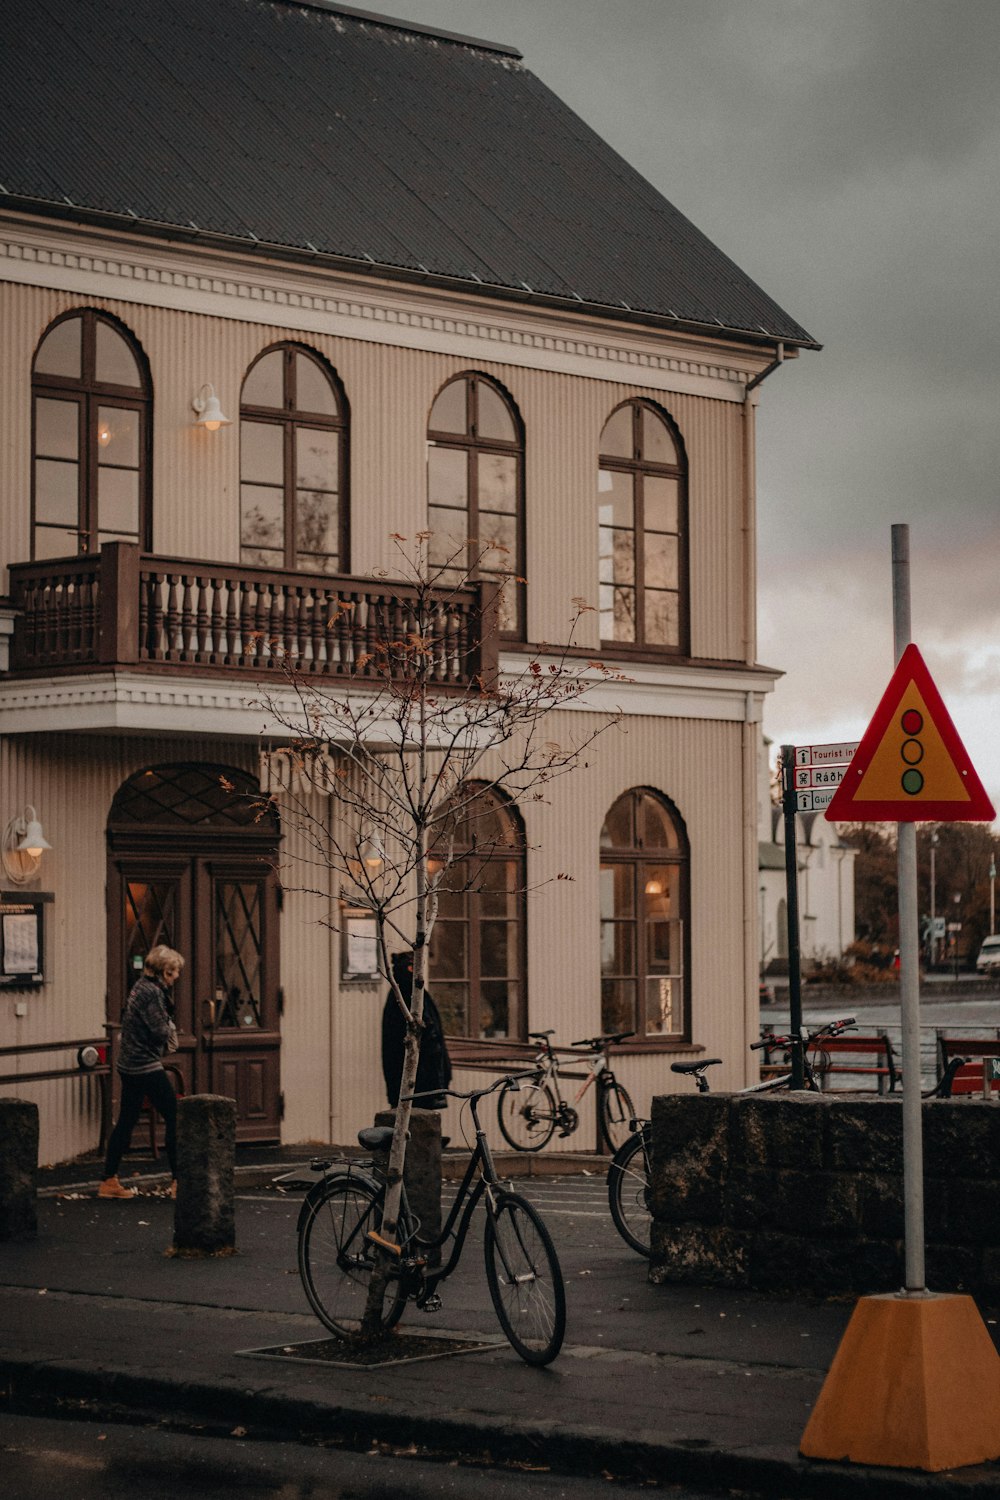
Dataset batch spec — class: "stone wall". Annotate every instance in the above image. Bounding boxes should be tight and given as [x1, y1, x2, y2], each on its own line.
[649, 1092, 1000, 1297]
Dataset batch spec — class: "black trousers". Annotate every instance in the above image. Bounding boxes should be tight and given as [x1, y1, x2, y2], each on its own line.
[103, 1068, 177, 1179]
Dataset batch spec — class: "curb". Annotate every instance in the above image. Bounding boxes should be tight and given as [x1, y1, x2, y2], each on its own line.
[0, 1355, 992, 1499]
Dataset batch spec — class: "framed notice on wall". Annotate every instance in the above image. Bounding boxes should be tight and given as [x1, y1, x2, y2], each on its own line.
[0, 891, 51, 986]
[341, 909, 381, 980]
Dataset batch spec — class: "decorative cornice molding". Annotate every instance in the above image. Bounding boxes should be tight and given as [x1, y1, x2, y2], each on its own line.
[0, 655, 775, 735]
[0, 219, 766, 403]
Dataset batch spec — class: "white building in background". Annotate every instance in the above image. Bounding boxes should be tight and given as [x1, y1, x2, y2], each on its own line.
[758, 738, 856, 976]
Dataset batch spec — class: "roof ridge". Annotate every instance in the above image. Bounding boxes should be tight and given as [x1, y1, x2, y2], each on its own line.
[277, 0, 522, 59]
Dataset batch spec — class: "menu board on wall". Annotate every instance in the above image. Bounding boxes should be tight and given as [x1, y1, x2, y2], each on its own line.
[0, 893, 50, 986]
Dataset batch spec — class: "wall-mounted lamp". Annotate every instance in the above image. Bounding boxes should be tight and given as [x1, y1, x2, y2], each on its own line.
[191, 383, 231, 431]
[2, 805, 52, 885]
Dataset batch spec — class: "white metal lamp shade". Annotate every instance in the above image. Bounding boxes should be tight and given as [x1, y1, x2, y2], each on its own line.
[192, 383, 232, 430]
[2, 804, 52, 884]
[18, 810, 52, 858]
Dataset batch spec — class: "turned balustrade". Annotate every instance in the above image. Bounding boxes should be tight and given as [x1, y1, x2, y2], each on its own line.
[8, 543, 496, 689]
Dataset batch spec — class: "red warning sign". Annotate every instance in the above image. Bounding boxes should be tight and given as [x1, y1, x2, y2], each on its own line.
[824, 643, 995, 824]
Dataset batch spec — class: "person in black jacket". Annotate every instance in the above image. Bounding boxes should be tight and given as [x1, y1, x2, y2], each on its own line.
[99, 945, 183, 1200]
[381, 950, 452, 1109]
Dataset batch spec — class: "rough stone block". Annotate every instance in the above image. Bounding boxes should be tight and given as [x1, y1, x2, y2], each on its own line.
[0, 1098, 38, 1240]
[858, 1172, 905, 1241]
[924, 1100, 1000, 1179]
[944, 1179, 1000, 1247]
[174, 1095, 236, 1254]
[649, 1222, 749, 1286]
[731, 1092, 825, 1171]
[825, 1096, 902, 1173]
[650, 1093, 728, 1224]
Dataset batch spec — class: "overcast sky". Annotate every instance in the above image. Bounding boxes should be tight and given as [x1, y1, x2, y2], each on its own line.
[393, 0, 1000, 819]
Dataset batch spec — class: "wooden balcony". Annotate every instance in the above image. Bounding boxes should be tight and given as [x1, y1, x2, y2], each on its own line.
[6, 543, 497, 690]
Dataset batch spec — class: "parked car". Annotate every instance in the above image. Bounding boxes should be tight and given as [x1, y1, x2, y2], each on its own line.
[976, 936, 1000, 975]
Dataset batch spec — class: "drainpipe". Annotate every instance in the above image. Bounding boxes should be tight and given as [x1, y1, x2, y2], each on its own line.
[741, 344, 784, 1071]
[741, 341, 785, 667]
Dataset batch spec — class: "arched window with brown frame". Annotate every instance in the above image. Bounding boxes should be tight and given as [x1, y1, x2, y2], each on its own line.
[598, 400, 687, 654]
[427, 372, 524, 636]
[32, 308, 152, 559]
[240, 343, 348, 574]
[600, 787, 689, 1041]
[428, 783, 526, 1039]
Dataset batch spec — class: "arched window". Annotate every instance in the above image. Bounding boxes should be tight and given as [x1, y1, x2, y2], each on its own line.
[240, 344, 347, 574]
[427, 373, 524, 635]
[428, 783, 526, 1039]
[600, 788, 689, 1040]
[598, 400, 687, 653]
[32, 309, 151, 559]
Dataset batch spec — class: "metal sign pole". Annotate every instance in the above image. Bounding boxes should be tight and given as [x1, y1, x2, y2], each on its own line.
[780, 744, 805, 1089]
[892, 523, 926, 1293]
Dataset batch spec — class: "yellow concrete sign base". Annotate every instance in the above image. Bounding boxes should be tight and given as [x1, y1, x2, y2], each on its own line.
[800, 1292, 1000, 1472]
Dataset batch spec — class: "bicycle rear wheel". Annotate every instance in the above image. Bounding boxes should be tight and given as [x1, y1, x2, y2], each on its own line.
[297, 1176, 407, 1338]
[599, 1080, 636, 1152]
[497, 1078, 558, 1151]
[484, 1191, 566, 1365]
[607, 1126, 651, 1257]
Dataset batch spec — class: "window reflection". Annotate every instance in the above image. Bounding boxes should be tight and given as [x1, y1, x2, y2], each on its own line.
[597, 402, 685, 653]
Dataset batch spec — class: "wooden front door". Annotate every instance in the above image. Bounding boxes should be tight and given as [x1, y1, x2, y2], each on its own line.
[107, 764, 282, 1142]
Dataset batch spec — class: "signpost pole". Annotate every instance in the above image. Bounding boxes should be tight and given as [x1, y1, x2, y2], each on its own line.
[892, 523, 925, 1294]
[780, 743, 805, 1089]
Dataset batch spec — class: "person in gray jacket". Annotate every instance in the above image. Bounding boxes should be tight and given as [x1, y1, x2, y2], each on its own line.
[98, 945, 184, 1200]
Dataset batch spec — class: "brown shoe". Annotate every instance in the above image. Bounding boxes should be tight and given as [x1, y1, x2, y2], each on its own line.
[98, 1176, 137, 1200]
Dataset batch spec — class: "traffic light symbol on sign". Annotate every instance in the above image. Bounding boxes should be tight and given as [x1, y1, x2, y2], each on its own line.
[823, 643, 995, 824]
[899, 708, 924, 796]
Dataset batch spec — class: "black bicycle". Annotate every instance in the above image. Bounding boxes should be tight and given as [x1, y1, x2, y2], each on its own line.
[496, 1029, 637, 1153]
[296, 1073, 566, 1366]
[607, 1016, 860, 1258]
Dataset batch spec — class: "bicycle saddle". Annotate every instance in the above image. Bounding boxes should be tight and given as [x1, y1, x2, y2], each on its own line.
[670, 1058, 722, 1075]
[528, 1029, 555, 1039]
[358, 1126, 394, 1150]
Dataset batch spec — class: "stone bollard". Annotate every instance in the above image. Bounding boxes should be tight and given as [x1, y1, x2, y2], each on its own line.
[0, 1098, 39, 1240]
[374, 1107, 442, 1261]
[173, 1094, 236, 1255]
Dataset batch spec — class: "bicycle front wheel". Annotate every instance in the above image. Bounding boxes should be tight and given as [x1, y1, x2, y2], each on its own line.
[607, 1126, 652, 1257]
[599, 1080, 636, 1152]
[497, 1078, 558, 1151]
[297, 1176, 407, 1338]
[484, 1192, 566, 1365]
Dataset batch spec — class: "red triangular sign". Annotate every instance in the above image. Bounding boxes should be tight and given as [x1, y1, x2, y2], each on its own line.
[825, 643, 995, 823]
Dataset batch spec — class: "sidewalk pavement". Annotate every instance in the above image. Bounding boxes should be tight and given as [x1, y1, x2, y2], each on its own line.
[3, 1148, 1000, 1499]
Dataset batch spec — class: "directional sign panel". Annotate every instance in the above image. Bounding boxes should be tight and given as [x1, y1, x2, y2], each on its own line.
[797, 788, 838, 812]
[824, 643, 995, 823]
[795, 742, 859, 768]
[795, 766, 847, 790]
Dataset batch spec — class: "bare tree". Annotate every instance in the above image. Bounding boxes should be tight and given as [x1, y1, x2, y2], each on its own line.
[253, 535, 623, 1341]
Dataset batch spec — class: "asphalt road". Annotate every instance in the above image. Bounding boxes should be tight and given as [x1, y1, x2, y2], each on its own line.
[0, 1410, 730, 1500]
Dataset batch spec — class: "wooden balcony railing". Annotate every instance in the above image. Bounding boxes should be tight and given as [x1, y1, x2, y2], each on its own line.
[7, 543, 497, 689]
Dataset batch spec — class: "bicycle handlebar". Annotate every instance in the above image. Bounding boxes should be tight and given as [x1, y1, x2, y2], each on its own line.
[401, 1071, 537, 1107]
[750, 1015, 857, 1052]
[570, 1031, 636, 1049]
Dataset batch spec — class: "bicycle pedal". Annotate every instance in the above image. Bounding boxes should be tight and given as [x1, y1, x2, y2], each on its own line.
[557, 1126, 572, 1138]
[417, 1293, 442, 1313]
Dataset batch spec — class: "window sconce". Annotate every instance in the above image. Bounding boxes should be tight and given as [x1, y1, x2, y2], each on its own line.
[191, 383, 231, 431]
[2, 805, 52, 885]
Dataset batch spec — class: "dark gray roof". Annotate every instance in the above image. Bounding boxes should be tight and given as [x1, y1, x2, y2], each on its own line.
[0, 0, 818, 348]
